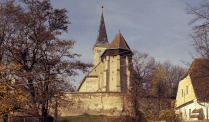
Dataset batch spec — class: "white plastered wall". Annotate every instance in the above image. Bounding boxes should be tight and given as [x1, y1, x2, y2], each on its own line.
[176, 102, 209, 121]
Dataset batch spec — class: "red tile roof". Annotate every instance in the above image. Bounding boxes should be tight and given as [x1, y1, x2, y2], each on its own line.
[180, 58, 209, 102]
[107, 32, 131, 51]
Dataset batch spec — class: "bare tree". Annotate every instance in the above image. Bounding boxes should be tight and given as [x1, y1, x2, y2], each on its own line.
[186, 0, 209, 103]
[186, 1, 209, 58]
[126, 50, 156, 121]
[132, 50, 156, 94]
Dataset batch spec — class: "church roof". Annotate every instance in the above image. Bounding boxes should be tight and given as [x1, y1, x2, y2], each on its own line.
[180, 58, 209, 102]
[107, 32, 131, 51]
[93, 8, 109, 49]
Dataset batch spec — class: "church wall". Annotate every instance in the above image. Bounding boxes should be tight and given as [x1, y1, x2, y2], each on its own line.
[79, 61, 103, 92]
[105, 56, 110, 91]
[93, 47, 107, 67]
[79, 53, 133, 93]
[120, 56, 127, 93]
[127, 56, 133, 91]
[126, 56, 131, 91]
[102, 59, 107, 91]
[49, 92, 125, 117]
[79, 77, 98, 92]
[109, 55, 120, 92]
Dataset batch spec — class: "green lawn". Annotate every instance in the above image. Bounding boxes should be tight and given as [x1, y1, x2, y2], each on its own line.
[55, 114, 119, 122]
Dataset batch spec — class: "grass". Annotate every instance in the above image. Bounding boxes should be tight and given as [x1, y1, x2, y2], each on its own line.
[55, 114, 119, 122]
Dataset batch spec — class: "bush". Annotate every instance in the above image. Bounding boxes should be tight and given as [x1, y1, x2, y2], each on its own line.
[140, 100, 181, 122]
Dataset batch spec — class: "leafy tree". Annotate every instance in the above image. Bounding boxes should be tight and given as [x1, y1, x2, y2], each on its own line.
[0, 64, 28, 122]
[150, 61, 186, 116]
[129, 50, 186, 121]
[150, 69, 169, 98]
[154, 61, 187, 98]
[0, 0, 92, 121]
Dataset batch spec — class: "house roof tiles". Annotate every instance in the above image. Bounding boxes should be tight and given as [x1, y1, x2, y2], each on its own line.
[180, 58, 209, 102]
[107, 32, 131, 51]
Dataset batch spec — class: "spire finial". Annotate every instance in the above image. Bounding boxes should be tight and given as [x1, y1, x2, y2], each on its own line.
[93, 5, 109, 50]
[102, 6, 103, 12]
[119, 30, 120, 32]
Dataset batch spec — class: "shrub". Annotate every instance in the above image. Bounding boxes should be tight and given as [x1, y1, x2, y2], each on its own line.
[140, 100, 181, 122]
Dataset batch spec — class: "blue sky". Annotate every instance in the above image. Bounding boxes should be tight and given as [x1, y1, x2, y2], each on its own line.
[50, 0, 202, 88]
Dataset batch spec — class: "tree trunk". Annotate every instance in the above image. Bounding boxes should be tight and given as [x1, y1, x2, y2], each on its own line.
[42, 103, 48, 122]
[3, 114, 8, 122]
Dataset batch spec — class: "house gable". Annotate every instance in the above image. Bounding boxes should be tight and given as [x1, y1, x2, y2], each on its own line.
[176, 75, 196, 107]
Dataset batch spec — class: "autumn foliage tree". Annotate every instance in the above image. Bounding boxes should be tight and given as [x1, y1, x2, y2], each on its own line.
[0, 0, 92, 121]
[129, 50, 186, 121]
[0, 64, 28, 122]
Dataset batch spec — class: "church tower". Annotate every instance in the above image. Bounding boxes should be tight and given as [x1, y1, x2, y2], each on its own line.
[93, 6, 109, 67]
[78, 8, 134, 93]
[101, 32, 133, 93]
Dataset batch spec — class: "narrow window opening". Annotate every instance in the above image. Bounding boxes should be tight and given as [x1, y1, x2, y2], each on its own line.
[182, 89, 183, 97]
[186, 86, 188, 95]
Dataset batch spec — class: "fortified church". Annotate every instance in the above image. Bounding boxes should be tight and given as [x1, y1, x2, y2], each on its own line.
[51, 7, 135, 117]
[78, 7, 134, 93]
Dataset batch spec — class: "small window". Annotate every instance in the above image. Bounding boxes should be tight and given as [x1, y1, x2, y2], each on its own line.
[186, 86, 188, 95]
[182, 89, 183, 97]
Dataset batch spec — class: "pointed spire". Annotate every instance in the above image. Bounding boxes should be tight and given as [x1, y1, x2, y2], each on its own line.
[107, 32, 131, 51]
[93, 6, 109, 50]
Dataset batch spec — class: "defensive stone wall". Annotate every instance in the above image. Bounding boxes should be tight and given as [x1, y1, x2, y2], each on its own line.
[49, 92, 132, 117]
